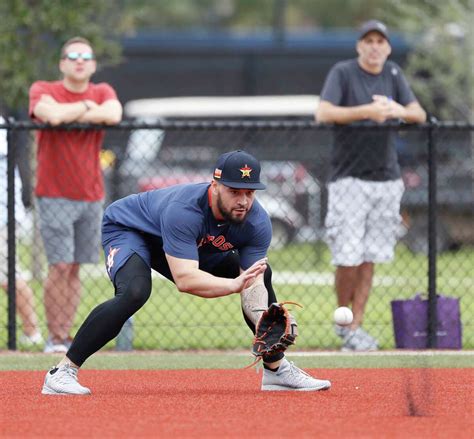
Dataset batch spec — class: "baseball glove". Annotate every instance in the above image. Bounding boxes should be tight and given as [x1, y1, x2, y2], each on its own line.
[251, 301, 302, 361]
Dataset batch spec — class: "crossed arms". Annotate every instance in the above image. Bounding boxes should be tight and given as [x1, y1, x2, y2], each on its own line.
[33, 94, 122, 126]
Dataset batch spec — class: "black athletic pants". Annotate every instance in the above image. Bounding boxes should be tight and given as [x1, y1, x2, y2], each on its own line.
[67, 252, 283, 367]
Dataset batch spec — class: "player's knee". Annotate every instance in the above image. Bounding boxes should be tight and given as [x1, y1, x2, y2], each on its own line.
[118, 275, 151, 310]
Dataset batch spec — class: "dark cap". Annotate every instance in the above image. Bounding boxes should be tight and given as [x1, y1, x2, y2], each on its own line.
[358, 20, 390, 41]
[213, 150, 266, 190]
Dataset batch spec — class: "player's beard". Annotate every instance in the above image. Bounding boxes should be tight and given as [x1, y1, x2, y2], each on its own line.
[216, 193, 249, 225]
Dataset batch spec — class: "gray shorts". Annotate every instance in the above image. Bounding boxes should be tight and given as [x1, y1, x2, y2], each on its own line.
[37, 197, 103, 265]
[325, 177, 405, 266]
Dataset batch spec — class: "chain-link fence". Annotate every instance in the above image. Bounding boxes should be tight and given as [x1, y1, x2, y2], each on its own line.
[1, 120, 473, 351]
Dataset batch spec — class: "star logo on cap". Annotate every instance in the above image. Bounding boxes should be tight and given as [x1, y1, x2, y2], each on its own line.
[240, 165, 252, 178]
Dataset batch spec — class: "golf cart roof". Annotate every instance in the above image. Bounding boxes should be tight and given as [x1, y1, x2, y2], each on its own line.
[124, 95, 320, 119]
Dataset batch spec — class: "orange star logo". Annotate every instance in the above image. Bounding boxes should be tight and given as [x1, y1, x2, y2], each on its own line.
[240, 165, 252, 178]
[106, 247, 120, 274]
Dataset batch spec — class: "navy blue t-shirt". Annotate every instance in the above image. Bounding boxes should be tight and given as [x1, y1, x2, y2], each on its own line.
[103, 183, 272, 270]
[320, 59, 417, 181]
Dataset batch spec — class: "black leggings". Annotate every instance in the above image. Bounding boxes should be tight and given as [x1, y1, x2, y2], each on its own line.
[67, 252, 282, 366]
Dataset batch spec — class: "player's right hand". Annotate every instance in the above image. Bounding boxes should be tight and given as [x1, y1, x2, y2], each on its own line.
[234, 258, 268, 292]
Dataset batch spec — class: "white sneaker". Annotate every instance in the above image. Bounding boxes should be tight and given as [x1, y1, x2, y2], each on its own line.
[261, 358, 331, 391]
[41, 364, 91, 395]
[341, 327, 379, 352]
[19, 331, 44, 347]
[334, 324, 350, 339]
[43, 337, 68, 354]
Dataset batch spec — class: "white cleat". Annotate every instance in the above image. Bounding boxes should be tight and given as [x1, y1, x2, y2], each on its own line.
[41, 364, 91, 395]
[261, 358, 331, 391]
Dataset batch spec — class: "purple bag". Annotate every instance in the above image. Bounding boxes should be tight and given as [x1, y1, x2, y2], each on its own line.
[391, 294, 462, 349]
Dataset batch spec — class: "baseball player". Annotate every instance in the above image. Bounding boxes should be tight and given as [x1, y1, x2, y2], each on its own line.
[41, 150, 331, 394]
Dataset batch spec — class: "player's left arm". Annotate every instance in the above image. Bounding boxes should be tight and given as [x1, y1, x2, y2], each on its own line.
[240, 273, 268, 325]
[239, 206, 273, 324]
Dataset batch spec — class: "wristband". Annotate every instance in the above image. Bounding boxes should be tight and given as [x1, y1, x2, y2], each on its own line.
[82, 100, 90, 111]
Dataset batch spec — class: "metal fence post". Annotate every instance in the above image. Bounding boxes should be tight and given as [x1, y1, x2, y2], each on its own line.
[427, 117, 438, 348]
[6, 118, 17, 350]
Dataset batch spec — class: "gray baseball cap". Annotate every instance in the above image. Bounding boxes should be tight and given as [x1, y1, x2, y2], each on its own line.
[358, 20, 390, 41]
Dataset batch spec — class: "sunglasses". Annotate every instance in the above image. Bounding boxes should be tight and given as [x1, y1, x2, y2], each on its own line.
[63, 52, 95, 61]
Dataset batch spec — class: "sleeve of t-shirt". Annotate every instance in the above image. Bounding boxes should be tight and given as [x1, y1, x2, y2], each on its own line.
[97, 83, 119, 104]
[28, 82, 48, 119]
[319, 64, 345, 105]
[393, 66, 417, 106]
[161, 201, 203, 261]
[238, 210, 272, 270]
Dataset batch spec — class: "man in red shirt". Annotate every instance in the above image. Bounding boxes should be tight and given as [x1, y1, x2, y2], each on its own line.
[29, 36, 122, 353]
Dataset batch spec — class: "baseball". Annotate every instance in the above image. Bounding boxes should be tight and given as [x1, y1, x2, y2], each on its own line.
[333, 307, 353, 326]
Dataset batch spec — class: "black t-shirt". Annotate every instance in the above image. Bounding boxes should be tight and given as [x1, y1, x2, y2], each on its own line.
[320, 59, 416, 181]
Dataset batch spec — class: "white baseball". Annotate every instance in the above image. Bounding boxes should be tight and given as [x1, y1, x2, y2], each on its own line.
[333, 306, 353, 326]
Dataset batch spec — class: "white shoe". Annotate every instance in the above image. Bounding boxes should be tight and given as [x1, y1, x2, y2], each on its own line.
[341, 327, 379, 352]
[43, 337, 68, 354]
[41, 364, 91, 395]
[334, 324, 350, 339]
[261, 358, 331, 391]
[19, 331, 44, 347]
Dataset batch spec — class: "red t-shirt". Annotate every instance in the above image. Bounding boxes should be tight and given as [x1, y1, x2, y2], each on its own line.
[29, 80, 118, 201]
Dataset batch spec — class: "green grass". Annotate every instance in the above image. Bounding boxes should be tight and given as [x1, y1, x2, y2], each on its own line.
[1, 351, 472, 371]
[2, 241, 473, 351]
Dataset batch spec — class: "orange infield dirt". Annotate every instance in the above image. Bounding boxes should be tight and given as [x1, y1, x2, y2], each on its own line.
[0, 368, 472, 438]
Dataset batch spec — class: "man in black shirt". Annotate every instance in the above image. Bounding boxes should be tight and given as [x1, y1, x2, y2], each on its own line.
[316, 20, 426, 351]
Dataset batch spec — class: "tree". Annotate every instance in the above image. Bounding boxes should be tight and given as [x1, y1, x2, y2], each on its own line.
[379, 0, 473, 122]
[2, 0, 471, 121]
[0, 0, 124, 111]
[117, 0, 383, 31]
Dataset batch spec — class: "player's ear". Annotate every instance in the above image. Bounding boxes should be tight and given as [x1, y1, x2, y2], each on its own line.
[211, 179, 218, 194]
